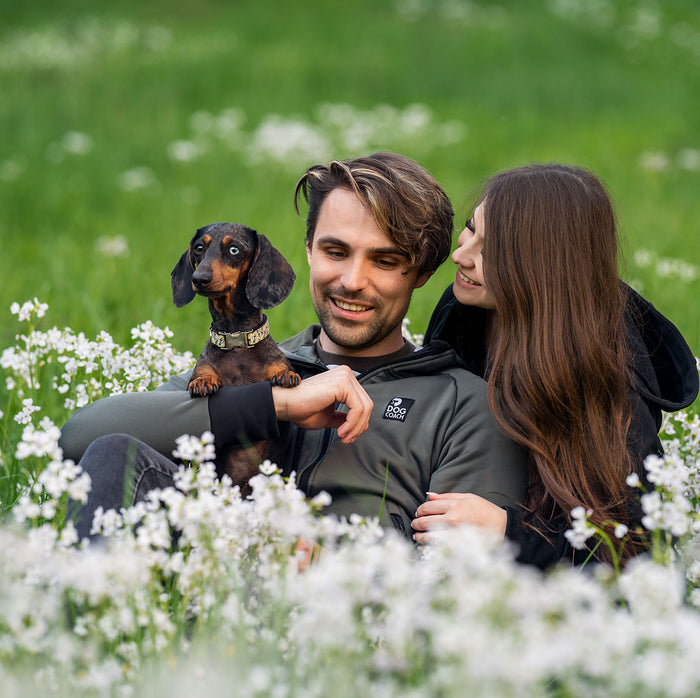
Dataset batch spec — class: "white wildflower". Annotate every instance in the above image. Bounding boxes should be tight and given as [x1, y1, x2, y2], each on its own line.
[638, 151, 670, 172]
[677, 148, 700, 171]
[0, 158, 26, 181]
[167, 139, 204, 162]
[10, 297, 48, 322]
[95, 235, 129, 258]
[564, 506, 596, 550]
[118, 166, 157, 191]
[614, 524, 629, 539]
[259, 459, 278, 476]
[620, 557, 685, 615]
[61, 131, 93, 155]
[172, 432, 216, 465]
[14, 397, 41, 424]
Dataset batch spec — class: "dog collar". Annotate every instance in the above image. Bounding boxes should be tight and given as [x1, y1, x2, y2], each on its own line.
[210, 316, 270, 350]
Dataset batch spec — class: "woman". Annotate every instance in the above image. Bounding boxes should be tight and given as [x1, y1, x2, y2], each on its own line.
[412, 164, 699, 568]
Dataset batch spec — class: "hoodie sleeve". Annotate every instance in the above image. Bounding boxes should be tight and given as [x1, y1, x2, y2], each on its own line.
[503, 507, 591, 570]
[426, 370, 529, 510]
[60, 372, 279, 464]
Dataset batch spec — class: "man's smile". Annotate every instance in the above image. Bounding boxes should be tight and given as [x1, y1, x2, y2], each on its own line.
[331, 297, 374, 313]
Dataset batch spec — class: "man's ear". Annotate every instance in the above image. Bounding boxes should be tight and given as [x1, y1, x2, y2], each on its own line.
[306, 241, 313, 266]
[414, 271, 432, 289]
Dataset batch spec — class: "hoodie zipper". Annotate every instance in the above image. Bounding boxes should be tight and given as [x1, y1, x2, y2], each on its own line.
[288, 342, 461, 493]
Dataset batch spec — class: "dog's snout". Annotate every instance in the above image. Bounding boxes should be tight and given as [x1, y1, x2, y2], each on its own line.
[192, 270, 212, 289]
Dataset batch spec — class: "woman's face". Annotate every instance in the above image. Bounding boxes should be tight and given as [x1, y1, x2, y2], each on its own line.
[451, 201, 497, 309]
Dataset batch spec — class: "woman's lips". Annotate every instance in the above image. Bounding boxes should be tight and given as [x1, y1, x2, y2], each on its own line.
[457, 269, 480, 286]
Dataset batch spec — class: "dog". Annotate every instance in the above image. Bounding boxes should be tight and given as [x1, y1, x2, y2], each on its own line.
[171, 222, 300, 494]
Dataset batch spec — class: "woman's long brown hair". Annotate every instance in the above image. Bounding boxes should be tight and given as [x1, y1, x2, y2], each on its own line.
[480, 164, 634, 562]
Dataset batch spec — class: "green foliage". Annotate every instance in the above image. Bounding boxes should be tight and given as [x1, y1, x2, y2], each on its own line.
[1, 0, 699, 360]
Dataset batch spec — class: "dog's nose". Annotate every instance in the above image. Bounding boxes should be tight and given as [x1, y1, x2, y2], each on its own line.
[192, 270, 212, 289]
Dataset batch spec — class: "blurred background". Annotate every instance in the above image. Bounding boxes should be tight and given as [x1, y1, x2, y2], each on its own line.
[2, 0, 699, 356]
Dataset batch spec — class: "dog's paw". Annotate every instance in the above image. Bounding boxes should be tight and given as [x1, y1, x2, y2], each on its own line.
[271, 370, 301, 388]
[188, 375, 221, 397]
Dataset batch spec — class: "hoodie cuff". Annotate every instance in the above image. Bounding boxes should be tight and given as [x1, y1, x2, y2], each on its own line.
[208, 382, 280, 451]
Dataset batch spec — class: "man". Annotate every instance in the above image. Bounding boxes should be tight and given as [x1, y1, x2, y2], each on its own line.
[60, 153, 527, 540]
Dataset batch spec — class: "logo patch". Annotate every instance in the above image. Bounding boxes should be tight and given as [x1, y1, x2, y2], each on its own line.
[382, 397, 415, 422]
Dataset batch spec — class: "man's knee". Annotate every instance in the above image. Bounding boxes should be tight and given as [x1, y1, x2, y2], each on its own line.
[82, 433, 136, 463]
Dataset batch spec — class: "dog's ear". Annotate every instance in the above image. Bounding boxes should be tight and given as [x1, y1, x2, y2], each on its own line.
[171, 244, 197, 307]
[246, 233, 296, 309]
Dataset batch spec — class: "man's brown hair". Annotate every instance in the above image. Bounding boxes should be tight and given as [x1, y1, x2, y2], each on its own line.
[295, 152, 454, 278]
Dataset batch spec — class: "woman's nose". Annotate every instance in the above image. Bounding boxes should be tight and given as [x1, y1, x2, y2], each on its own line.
[452, 233, 473, 266]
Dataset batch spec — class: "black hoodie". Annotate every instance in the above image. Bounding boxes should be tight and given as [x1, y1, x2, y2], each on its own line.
[424, 283, 699, 569]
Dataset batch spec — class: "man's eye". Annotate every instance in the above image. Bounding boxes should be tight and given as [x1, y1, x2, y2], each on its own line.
[376, 258, 399, 269]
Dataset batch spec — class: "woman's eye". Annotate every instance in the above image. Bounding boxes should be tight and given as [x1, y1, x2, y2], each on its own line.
[465, 218, 475, 233]
[229, 246, 239, 256]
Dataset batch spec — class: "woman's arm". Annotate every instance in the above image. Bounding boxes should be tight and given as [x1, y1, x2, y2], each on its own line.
[411, 494, 600, 569]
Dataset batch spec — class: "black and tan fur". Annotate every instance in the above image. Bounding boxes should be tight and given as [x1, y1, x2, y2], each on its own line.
[171, 222, 299, 493]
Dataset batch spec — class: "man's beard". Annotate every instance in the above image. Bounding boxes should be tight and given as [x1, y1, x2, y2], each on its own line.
[312, 288, 396, 351]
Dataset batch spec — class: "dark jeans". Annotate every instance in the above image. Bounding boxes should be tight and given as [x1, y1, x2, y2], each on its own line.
[66, 433, 179, 541]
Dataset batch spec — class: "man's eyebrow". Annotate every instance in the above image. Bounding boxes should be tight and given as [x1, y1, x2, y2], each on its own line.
[315, 235, 350, 248]
[315, 235, 409, 258]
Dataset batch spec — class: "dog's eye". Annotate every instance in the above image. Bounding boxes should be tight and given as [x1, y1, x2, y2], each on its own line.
[193, 243, 204, 254]
[229, 246, 240, 256]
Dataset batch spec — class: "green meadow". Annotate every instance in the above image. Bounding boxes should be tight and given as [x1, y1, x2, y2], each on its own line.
[2, 0, 699, 358]
[3, 5, 700, 695]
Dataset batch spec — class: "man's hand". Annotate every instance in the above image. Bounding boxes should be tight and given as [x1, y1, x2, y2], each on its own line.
[272, 365, 373, 444]
[411, 492, 507, 544]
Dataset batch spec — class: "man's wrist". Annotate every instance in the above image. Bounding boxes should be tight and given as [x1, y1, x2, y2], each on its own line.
[271, 386, 290, 421]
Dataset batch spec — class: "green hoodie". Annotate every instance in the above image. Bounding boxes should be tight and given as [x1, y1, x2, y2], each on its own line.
[278, 325, 528, 537]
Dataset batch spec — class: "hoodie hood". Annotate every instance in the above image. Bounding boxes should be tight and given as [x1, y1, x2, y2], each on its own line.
[625, 286, 698, 411]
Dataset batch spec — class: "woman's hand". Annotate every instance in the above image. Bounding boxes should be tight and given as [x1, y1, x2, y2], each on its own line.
[272, 365, 373, 444]
[411, 492, 507, 544]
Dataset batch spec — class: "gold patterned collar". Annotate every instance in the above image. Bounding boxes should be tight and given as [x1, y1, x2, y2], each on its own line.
[209, 316, 270, 350]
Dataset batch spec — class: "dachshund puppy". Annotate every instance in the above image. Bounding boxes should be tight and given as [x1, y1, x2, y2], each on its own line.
[171, 222, 300, 493]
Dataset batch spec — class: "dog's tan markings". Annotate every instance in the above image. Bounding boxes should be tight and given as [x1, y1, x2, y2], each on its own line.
[266, 362, 301, 387]
[211, 258, 251, 316]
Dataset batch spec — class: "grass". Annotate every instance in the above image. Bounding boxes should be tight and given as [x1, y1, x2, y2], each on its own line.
[1, 0, 699, 360]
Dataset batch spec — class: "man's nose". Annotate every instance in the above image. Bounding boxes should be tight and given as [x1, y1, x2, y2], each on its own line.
[340, 259, 369, 290]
